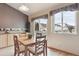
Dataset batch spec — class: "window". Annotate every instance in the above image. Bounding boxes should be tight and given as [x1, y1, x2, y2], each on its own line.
[54, 11, 77, 34]
[39, 19, 47, 32]
[54, 12, 62, 33]
[34, 18, 47, 32]
[34, 18, 48, 36]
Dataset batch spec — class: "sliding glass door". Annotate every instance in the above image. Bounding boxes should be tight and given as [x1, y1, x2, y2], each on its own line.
[34, 17, 48, 36]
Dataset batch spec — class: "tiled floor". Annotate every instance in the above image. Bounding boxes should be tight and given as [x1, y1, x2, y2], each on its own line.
[0, 46, 74, 56]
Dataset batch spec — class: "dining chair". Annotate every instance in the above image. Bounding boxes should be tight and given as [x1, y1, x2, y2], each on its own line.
[36, 32, 42, 37]
[36, 35, 46, 42]
[28, 36, 47, 56]
[19, 32, 32, 39]
[13, 35, 25, 56]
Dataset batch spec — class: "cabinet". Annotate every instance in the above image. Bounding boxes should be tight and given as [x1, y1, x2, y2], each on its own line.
[0, 34, 8, 48]
[7, 34, 14, 46]
[0, 33, 16, 48]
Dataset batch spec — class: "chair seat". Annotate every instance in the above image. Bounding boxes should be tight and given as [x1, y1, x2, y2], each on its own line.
[28, 46, 43, 55]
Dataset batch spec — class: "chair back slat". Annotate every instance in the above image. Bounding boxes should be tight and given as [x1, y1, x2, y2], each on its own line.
[35, 35, 47, 54]
[28, 35, 47, 56]
[36, 35, 46, 42]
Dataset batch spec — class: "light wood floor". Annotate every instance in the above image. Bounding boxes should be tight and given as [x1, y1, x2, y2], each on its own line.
[0, 46, 74, 56]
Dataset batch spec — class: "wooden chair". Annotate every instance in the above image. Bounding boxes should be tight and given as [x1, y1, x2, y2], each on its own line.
[19, 32, 32, 39]
[13, 35, 25, 56]
[28, 36, 47, 56]
[36, 35, 46, 42]
[36, 32, 42, 37]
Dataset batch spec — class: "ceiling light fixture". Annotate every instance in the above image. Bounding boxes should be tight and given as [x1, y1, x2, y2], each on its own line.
[19, 5, 29, 12]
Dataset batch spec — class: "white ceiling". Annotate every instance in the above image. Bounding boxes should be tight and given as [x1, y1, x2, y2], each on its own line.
[7, 3, 60, 15]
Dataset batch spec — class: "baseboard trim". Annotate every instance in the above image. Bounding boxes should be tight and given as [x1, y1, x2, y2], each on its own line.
[47, 46, 78, 56]
[0, 45, 13, 49]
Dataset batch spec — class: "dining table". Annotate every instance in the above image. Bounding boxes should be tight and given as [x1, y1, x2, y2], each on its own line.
[18, 37, 35, 56]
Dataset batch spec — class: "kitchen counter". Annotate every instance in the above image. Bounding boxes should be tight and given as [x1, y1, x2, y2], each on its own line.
[0, 32, 23, 48]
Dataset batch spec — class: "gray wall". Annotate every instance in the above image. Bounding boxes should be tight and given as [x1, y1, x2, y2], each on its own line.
[0, 3, 28, 29]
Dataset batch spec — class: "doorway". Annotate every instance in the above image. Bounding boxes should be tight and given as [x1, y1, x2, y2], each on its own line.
[34, 17, 48, 36]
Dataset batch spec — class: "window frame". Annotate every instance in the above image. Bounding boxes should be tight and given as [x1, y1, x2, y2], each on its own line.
[53, 11, 77, 34]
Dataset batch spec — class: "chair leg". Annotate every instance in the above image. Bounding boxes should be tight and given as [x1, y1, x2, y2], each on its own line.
[14, 49, 17, 56]
[43, 48, 45, 56]
[17, 51, 20, 56]
[46, 47, 47, 56]
[44, 48, 47, 56]
[43, 52, 45, 56]
[14, 51, 16, 56]
[28, 51, 30, 56]
[45, 42, 47, 56]
[17, 53, 20, 56]
[14, 48, 17, 56]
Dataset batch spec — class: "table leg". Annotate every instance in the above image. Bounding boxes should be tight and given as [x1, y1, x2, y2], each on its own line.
[45, 40, 47, 56]
[25, 47, 27, 56]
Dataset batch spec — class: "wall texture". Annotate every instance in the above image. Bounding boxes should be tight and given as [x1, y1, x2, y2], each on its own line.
[0, 3, 28, 30]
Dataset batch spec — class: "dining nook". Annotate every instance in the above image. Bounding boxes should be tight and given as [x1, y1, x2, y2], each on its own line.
[0, 3, 78, 56]
[13, 33, 47, 56]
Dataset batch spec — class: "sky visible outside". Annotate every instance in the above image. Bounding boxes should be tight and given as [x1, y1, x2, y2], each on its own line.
[35, 18, 47, 24]
[54, 11, 76, 26]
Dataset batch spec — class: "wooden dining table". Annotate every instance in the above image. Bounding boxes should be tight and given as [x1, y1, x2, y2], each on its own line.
[18, 38, 35, 56]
